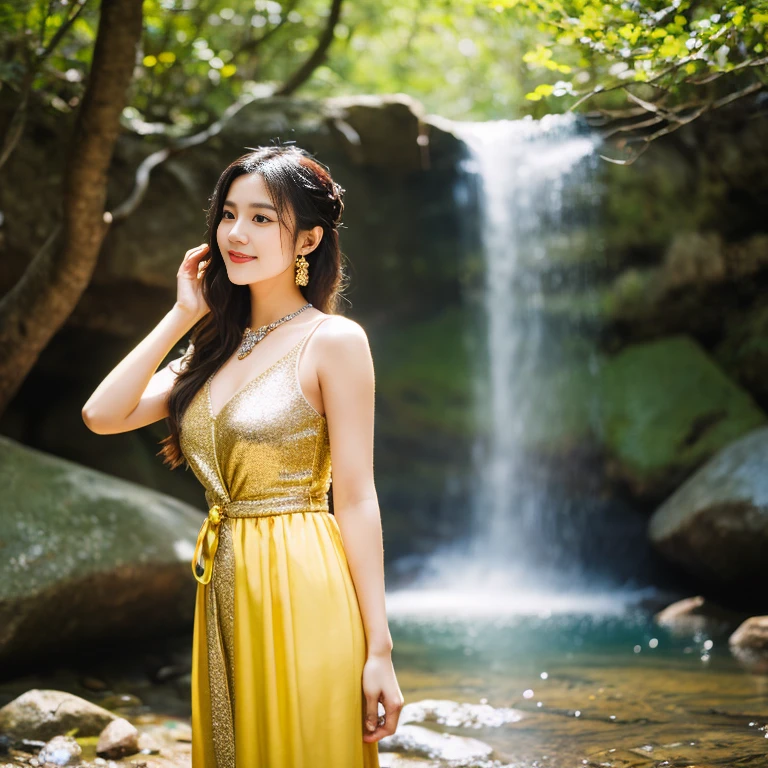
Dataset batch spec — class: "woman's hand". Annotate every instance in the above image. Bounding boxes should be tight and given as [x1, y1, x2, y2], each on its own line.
[176, 243, 212, 321]
[361, 651, 405, 743]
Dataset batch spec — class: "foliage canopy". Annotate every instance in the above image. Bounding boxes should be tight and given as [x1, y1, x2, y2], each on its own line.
[1, 0, 764, 125]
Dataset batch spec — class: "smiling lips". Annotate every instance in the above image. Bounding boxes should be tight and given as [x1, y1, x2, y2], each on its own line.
[228, 250, 257, 263]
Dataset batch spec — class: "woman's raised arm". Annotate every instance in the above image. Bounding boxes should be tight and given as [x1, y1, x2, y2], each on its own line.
[81, 243, 211, 434]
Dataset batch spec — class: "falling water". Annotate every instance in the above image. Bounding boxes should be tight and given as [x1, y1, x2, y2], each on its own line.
[458, 114, 600, 581]
[387, 114, 664, 615]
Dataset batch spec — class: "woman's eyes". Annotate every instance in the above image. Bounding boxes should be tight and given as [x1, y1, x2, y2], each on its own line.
[222, 210, 271, 223]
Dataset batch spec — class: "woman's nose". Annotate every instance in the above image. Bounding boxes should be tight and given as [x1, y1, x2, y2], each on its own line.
[228, 222, 248, 242]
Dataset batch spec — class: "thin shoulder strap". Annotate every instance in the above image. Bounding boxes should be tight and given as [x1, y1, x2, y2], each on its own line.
[297, 315, 333, 361]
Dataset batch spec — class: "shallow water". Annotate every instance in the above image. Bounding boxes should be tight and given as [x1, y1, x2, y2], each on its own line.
[1, 589, 766, 767]
[386, 587, 768, 766]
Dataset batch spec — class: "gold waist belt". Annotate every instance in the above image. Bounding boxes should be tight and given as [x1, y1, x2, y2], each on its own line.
[192, 493, 329, 584]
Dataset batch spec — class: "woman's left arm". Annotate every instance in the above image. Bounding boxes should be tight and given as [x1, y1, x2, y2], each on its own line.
[317, 317, 405, 743]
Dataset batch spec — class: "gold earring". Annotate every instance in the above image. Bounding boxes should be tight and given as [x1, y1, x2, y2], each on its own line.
[295, 253, 309, 286]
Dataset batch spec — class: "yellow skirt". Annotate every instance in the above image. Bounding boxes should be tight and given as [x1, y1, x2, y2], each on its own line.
[191, 510, 380, 767]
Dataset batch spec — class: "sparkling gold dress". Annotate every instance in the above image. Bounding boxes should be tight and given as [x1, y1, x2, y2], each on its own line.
[180, 319, 380, 768]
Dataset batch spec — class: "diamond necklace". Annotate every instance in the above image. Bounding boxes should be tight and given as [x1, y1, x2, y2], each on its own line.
[237, 303, 313, 360]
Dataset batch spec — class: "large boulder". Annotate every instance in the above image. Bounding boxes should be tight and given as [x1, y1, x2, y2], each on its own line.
[598, 336, 766, 499]
[68, 93, 468, 337]
[648, 426, 768, 593]
[0, 92, 477, 565]
[0, 436, 203, 664]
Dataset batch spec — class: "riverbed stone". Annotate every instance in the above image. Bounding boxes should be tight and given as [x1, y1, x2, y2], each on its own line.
[95, 717, 139, 759]
[728, 616, 768, 672]
[0, 689, 117, 741]
[598, 336, 765, 499]
[379, 724, 495, 761]
[648, 426, 768, 590]
[37, 734, 82, 765]
[0, 436, 202, 663]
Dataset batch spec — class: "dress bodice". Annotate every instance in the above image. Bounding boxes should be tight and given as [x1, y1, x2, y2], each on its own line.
[179, 325, 331, 514]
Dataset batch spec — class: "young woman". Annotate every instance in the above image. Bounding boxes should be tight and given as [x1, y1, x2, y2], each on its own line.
[82, 145, 403, 767]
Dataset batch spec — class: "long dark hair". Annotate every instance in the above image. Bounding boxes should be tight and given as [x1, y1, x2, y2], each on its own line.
[158, 144, 347, 469]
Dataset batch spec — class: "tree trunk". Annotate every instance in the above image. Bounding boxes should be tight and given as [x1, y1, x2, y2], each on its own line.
[0, 0, 144, 413]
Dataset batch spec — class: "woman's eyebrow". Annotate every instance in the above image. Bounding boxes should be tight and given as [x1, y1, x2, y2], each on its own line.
[223, 199, 277, 212]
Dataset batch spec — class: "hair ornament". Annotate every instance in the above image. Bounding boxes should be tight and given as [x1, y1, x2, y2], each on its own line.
[329, 181, 346, 226]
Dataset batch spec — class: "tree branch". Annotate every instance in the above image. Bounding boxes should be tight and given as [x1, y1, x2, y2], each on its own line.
[273, 0, 344, 96]
[0, 0, 89, 172]
[598, 81, 765, 165]
[110, 91, 265, 222]
[110, 0, 347, 219]
[40, 0, 89, 62]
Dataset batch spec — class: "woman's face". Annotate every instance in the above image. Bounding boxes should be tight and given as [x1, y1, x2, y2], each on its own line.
[216, 172, 296, 286]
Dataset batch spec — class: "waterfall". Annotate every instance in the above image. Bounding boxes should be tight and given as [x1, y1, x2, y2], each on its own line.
[386, 114, 668, 615]
[457, 114, 602, 588]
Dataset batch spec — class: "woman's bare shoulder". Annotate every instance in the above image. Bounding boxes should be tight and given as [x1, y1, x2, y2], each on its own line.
[315, 314, 369, 346]
[313, 315, 372, 369]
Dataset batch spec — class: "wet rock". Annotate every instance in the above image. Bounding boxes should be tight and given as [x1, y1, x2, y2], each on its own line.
[97, 693, 143, 712]
[324, 94, 435, 173]
[649, 426, 768, 591]
[729, 616, 768, 672]
[0, 435, 202, 664]
[37, 734, 82, 766]
[79, 677, 108, 692]
[654, 596, 749, 635]
[599, 337, 765, 499]
[154, 664, 188, 683]
[130, 718, 192, 753]
[400, 699, 524, 729]
[730, 616, 768, 650]
[379, 724, 494, 761]
[96, 717, 139, 759]
[136, 730, 161, 754]
[0, 689, 117, 741]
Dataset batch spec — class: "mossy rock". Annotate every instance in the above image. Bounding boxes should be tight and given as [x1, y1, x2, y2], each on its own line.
[0, 436, 203, 664]
[597, 336, 766, 498]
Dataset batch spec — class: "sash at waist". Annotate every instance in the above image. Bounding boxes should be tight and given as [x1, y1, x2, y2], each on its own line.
[204, 489, 330, 516]
[192, 490, 329, 584]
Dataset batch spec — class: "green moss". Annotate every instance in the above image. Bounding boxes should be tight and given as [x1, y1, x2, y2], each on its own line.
[372, 306, 476, 439]
[597, 336, 766, 484]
